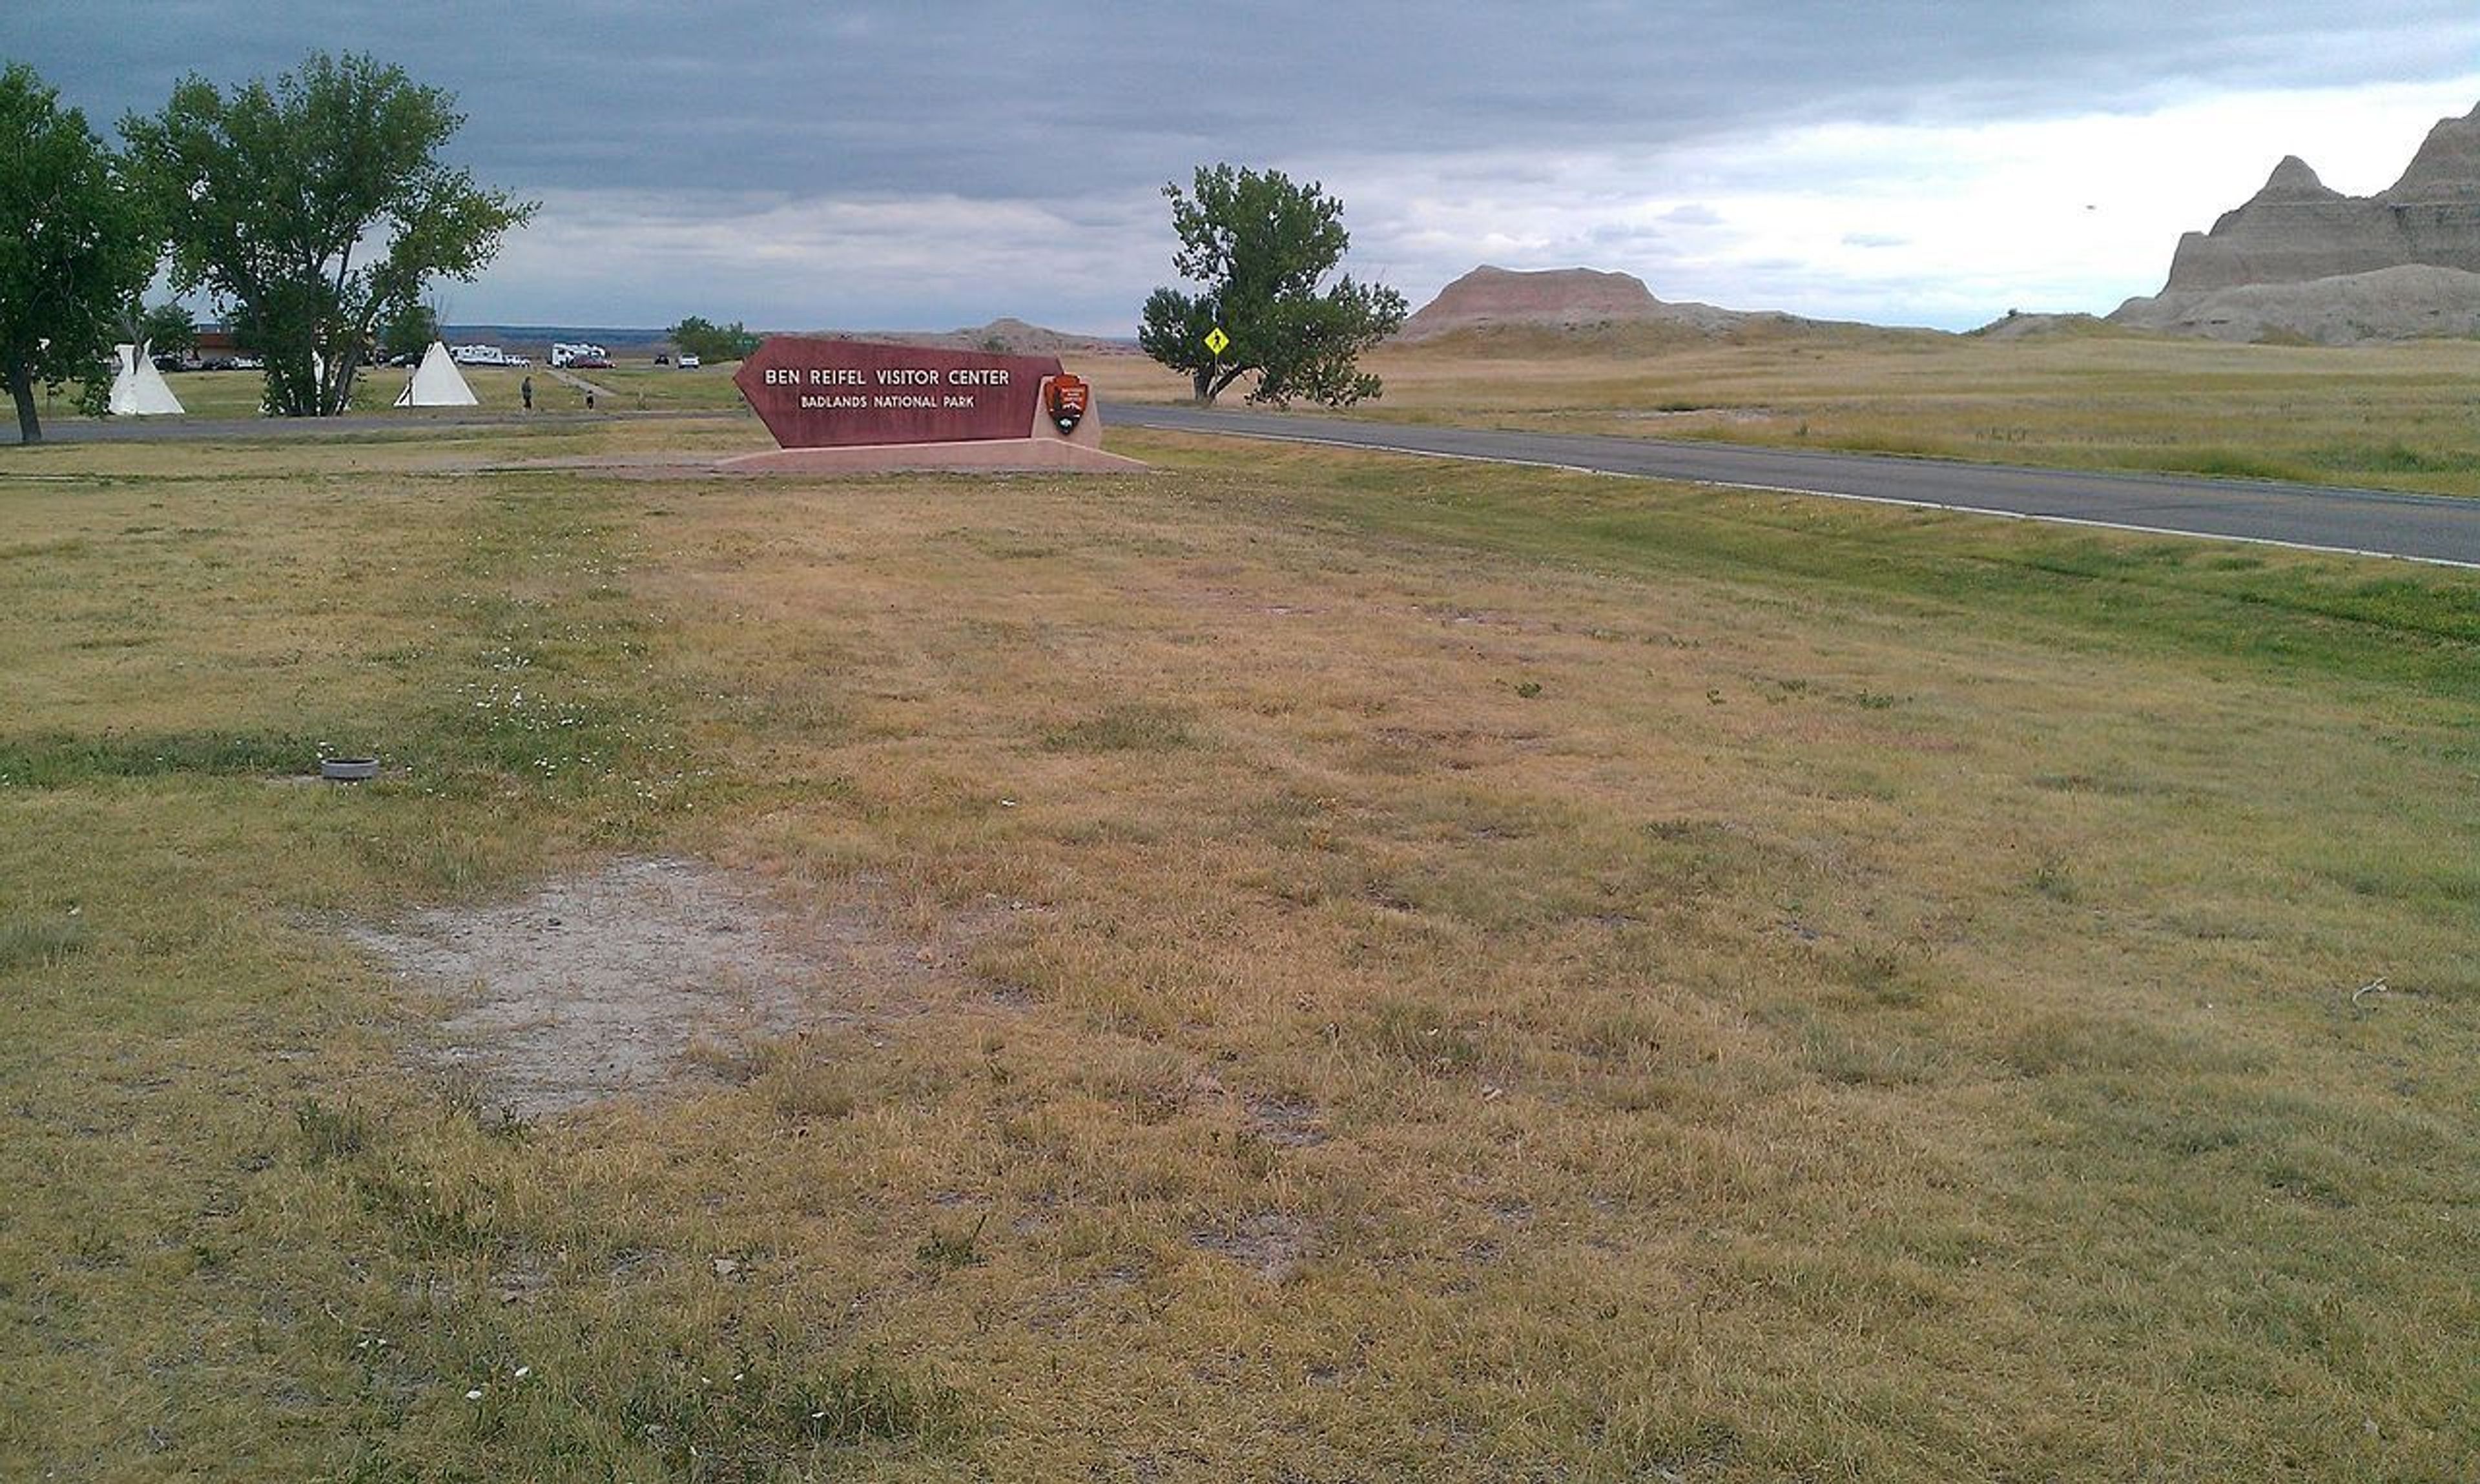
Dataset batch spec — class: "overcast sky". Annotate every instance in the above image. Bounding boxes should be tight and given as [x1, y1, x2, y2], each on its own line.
[10, 2, 2478, 333]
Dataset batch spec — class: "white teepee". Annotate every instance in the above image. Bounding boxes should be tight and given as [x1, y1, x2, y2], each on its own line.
[395, 341, 478, 407]
[108, 342, 185, 417]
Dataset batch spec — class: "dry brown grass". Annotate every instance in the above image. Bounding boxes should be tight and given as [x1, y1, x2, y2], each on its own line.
[3, 415, 2475, 1480]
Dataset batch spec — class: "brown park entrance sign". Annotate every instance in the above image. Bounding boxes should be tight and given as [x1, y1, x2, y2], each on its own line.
[723, 335, 1145, 474]
[734, 338, 1064, 448]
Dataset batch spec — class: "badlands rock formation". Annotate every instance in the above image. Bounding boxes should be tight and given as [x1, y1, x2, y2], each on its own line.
[1398, 265, 1760, 339]
[2111, 103, 2480, 342]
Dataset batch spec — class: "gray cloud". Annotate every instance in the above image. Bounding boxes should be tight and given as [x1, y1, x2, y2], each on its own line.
[8, 1, 2477, 329]
[25, 2, 2475, 194]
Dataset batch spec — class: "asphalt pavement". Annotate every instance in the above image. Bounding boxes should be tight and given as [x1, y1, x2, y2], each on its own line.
[1115, 404, 2480, 569]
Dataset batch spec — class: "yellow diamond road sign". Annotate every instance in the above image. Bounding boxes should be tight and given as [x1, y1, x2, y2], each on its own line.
[1204, 326, 1230, 356]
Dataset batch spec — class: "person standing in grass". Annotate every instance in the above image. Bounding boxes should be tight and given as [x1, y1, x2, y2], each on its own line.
[521, 374, 533, 411]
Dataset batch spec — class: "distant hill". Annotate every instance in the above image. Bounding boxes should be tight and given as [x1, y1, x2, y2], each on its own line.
[440, 319, 1138, 360]
[1963, 311, 2118, 341]
[1399, 266, 1748, 339]
[790, 318, 1141, 356]
[1396, 265, 1905, 345]
[2110, 103, 2480, 342]
[446, 325, 672, 351]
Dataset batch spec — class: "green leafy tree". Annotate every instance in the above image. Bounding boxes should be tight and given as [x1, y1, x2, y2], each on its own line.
[0, 63, 158, 444]
[136, 300, 197, 360]
[1139, 165, 1405, 407]
[668, 316, 762, 363]
[121, 51, 534, 417]
[377, 300, 441, 363]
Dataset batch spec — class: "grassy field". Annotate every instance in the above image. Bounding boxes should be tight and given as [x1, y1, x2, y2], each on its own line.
[1084, 325, 2480, 497]
[61, 326, 2480, 500]
[55, 362, 747, 422]
[3, 404, 2475, 1481]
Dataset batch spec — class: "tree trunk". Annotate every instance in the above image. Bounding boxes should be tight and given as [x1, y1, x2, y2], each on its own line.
[5, 354, 40, 444]
[1193, 364, 1215, 404]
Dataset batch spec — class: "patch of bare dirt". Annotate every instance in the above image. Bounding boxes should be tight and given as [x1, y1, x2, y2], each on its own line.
[1190, 1211, 1316, 1284]
[343, 856, 947, 1117]
[1179, 1071, 1331, 1149]
[1242, 1093, 1329, 1148]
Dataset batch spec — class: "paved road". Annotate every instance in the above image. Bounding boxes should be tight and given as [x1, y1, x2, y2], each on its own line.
[1116, 404, 2480, 569]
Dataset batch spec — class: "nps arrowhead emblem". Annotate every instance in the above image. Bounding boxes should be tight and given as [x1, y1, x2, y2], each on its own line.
[1046, 373, 1090, 433]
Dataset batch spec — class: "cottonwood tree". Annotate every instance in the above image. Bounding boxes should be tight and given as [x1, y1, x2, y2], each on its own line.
[1139, 165, 1405, 407]
[136, 300, 198, 361]
[377, 300, 442, 364]
[668, 316, 762, 363]
[0, 63, 157, 444]
[122, 52, 534, 417]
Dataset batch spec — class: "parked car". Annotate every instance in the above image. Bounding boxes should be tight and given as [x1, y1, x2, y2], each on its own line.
[677, 353, 701, 369]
